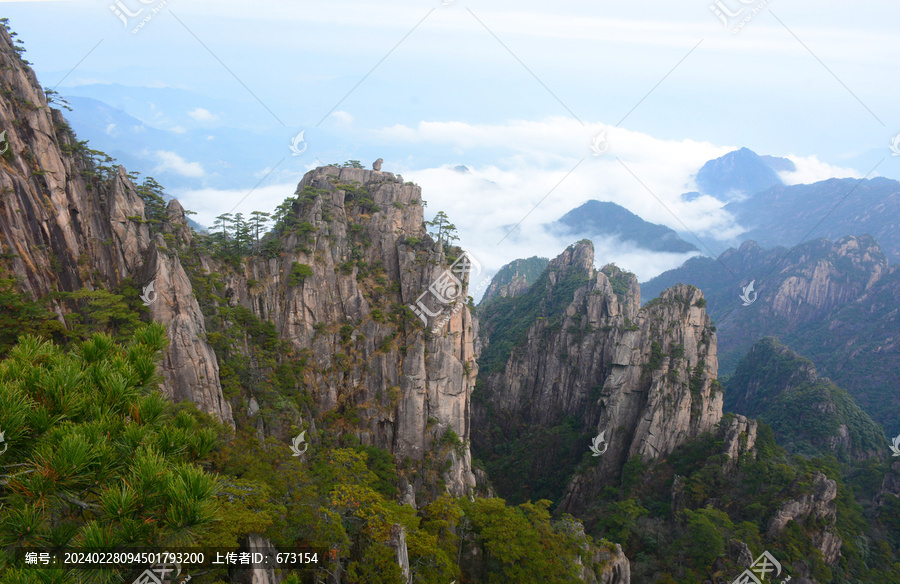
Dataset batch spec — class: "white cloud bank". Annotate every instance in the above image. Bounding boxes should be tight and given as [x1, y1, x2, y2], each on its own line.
[373, 117, 750, 289]
[169, 116, 866, 300]
[187, 108, 218, 123]
[778, 155, 864, 185]
[174, 182, 299, 230]
[154, 151, 205, 178]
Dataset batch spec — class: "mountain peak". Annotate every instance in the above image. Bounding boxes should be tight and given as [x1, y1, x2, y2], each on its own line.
[549, 239, 595, 275]
[552, 200, 699, 254]
[695, 148, 789, 200]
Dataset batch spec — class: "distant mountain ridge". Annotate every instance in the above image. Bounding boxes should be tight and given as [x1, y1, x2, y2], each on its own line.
[62, 94, 295, 195]
[550, 200, 699, 254]
[642, 235, 900, 431]
[725, 176, 900, 263]
[691, 148, 900, 261]
[726, 337, 885, 461]
[552, 148, 900, 263]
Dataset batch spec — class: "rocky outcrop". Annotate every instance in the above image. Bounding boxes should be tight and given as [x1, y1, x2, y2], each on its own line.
[229, 534, 279, 584]
[671, 475, 686, 517]
[473, 240, 722, 515]
[557, 519, 631, 584]
[218, 166, 478, 496]
[876, 461, 900, 505]
[728, 539, 754, 568]
[388, 524, 412, 583]
[642, 235, 900, 429]
[478, 255, 549, 306]
[144, 226, 233, 423]
[720, 414, 758, 471]
[767, 235, 886, 321]
[593, 543, 630, 584]
[0, 28, 232, 425]
[767, 472, 841, 564]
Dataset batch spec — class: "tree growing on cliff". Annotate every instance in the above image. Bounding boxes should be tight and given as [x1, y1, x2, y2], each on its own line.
[233, 213, 253, 252]
[426, 211, 459, 249]
[250, 210, 271, 244]
[212, 212, 233, 241]
[135, 176, 168, 229]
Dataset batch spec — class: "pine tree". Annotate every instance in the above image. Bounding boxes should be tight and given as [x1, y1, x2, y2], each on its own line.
[212, 212, 233, 241]
[233, 213, 252, 253]
[0, 327, 219, 581]
[249, 211, 271, 245]
[272, 199, 296, 232]
[135, 176, 168, 229]
[426, 211, 459, 249]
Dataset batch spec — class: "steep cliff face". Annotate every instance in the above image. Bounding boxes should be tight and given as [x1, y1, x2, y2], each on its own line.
[0, 27, 232, 424]
[472, 240, 722, 514]
[213, 166, 479, 496]
[0, 25, 478, 494]
[642, 235, 900, 429]
[644, 236, 886, 327]
[720, 413, 758, 472]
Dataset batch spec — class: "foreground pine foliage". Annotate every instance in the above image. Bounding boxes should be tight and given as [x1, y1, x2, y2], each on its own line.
[0, 326, 605, 583]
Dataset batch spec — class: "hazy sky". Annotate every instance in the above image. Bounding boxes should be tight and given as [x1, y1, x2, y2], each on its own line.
[4, 0, 900, 286]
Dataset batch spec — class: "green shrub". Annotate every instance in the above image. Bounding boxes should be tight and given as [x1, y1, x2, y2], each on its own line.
[288, 262, 314, 286]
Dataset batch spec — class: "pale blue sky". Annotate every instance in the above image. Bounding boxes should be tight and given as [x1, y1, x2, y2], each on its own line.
[4, 0, 900, 283]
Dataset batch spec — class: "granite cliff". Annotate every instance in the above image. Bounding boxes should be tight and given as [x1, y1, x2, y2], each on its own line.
[0, 23, 480, 496]
[209, 165, 480, 497]
[642, 235, 900, 430]
[0, 25, 232, 424]
[472, 240, 724, 515]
